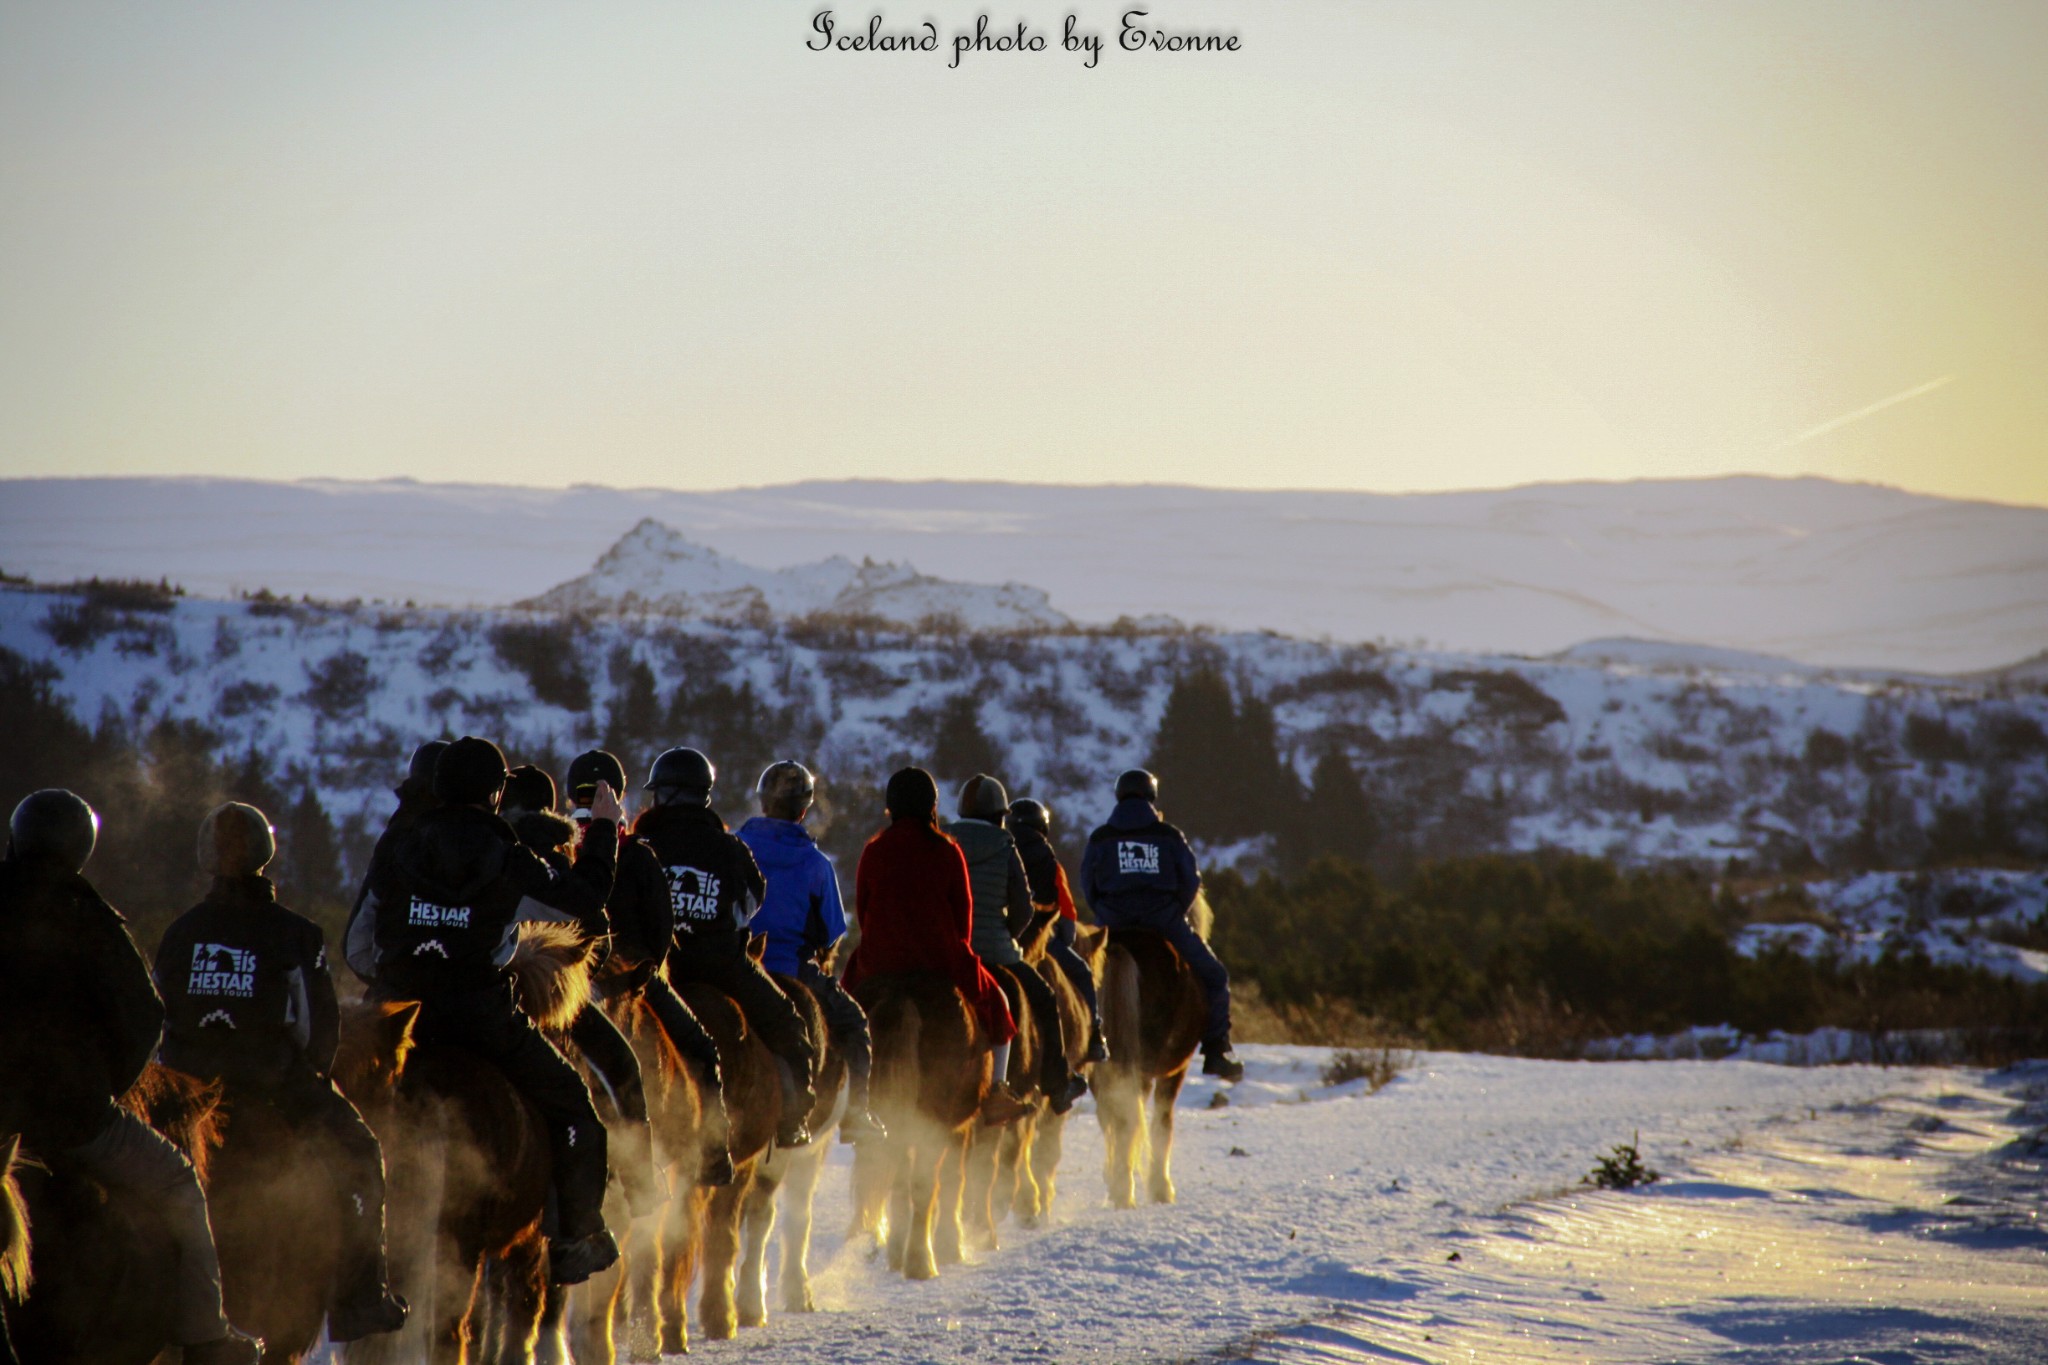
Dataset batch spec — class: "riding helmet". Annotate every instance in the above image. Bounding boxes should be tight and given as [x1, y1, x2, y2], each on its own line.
[7, 788, 99, 873]
[198, 802, 276, 877]
[956, 773, 1009, 821]
[566, 749, 628, 805]
[1115, 768, 1159, 803]
[884, 767, 939, 821]
[1008, 797, 1052, 835]
[434, 736, 510, 806]
[646, 747, 715, 804]
[757, 760, 816, 815]
[405, 739, 451, 788]
[502, 764, 558, 816]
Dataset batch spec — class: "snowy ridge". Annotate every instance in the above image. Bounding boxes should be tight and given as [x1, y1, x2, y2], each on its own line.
[520, 517, 1067, 631]
[5, 473, 2045, 671]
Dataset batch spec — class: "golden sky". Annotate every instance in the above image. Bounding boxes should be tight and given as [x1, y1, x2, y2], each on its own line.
[1, 1, 2043, 505]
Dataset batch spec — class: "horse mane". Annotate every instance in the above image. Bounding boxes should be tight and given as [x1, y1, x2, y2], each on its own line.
[1189, 890, 1214, 942]
[120, 1065, 224, 1184]
[509, 921, 594, 1031]
[1, 1134, 30, 1302]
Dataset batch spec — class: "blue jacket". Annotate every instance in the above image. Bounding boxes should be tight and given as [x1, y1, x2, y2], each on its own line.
[1080, 799, 1200, 924]
[736, 816, 847, 977]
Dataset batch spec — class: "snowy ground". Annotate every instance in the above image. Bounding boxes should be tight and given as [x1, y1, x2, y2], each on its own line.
[597, 1049, 2048, 1365]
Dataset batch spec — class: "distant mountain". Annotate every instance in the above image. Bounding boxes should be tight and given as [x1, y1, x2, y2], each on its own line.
[4, 474, 2044, 670]
[521, 517, 1067, 631]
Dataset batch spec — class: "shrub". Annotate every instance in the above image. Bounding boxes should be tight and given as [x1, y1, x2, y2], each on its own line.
[303, 651, 377, 719]
[1320, 1045, 1412, 1092]
[490, 619, 592, 712]
[1803, 728, 1852, 769]
[218, 680, 281, 720]
[1585, 1134, 1659, 1190]
[1903, 713, 1971, 765]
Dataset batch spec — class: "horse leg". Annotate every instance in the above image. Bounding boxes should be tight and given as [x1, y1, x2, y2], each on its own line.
[883, 1140, 914, 1273]
[1022, 1108, 1065, 1226]
[1097, 1069, 1141, 1210]
[695, 1173, 749, 1340]
[559, 1253, 623, 1365]
[492, 1243, 548, 1365]
[779, 1140, 828, 1313]
[1001, 1115, 1041, 1228]
[902, 1139, 943, 1282]
[962, 1126, 1000, 1254]
[933, 1132, 969, 1268]
[612, 1206, 661, 1363]
[655, 1191, 700, 1358]
[1147, 1068, 1189, 1205]
[735, 1162, 781, 1328]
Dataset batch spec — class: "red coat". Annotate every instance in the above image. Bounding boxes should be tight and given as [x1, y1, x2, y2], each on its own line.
[847, 818, 1016, 1045]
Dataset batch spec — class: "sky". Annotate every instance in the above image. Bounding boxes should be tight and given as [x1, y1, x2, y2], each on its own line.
[1, 1, 2044, 505]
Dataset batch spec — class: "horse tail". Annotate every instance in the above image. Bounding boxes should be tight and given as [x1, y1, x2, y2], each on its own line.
[1101, 944, 1142, 1071]
[1188, 890, 1214, 943]
[1, 1134, 30, 1302]
[509, 921, 595, 1031]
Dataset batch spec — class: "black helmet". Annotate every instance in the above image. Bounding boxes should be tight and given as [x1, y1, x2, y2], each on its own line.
[957, 773, 1009, 821]
[198, 801, 276, 877]
[757, 760, 815, 817]
[406, 739, 451, 788]
[647, 747, 715, 805]
[502, 764, 557, 816]
[885, 767, 939, 822]
[566, 749, 627, 805]
[1008, 797, 1051, 835]
[7, 789, 99, 873]
[1115, 768, 1159, 803]
[434, 736, 509, 806]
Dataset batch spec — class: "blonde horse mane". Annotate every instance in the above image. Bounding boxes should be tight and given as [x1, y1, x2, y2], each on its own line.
[1, 1134, 30, 1302]
[510, 921, 595, 1031]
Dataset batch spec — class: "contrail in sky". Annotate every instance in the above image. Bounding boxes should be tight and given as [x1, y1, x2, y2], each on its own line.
[1774, 375, 1956, 450]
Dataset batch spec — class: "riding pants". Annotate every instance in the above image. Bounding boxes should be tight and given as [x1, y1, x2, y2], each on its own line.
[799, 964, 872, 1106]
[65, 1104, 230, 1345]
[1046, 918, 1100, 1021]
[1096, 907, 1231, 1049]
[568, 1002, 648, 1124]
[670, 947, 818, 1090]
[640, 973, 725, 1094]
[413, 991, 610, 1241]
[267, 1068, 392, 1300]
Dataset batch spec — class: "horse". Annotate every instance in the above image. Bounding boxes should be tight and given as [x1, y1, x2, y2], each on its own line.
[2, 1134, 30, 1365]
[734, 971, 846, 1326]
[6, 1065, 225, 1365]
[332, 922, 593, 1365]
[962, 911, 1099, 1247]
[849, 973, 993, 1281]
[1093, 891, 1212, 1209]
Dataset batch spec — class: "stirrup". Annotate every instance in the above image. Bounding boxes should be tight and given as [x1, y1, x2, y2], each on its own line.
[838, 1108, 888, 1145]
[1084, 1027, 1110, 1064]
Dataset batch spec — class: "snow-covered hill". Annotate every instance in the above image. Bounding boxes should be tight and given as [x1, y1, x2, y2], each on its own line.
[5, 474, 2044, 671]
[5, 582, 2043, 877]
[522, 518, 1066, 631]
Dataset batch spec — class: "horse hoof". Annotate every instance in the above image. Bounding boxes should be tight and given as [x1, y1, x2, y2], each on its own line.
[785, 1288, 817, 1313]
[739, 1310, 766, 1329]
[906, 1258, 939, 1281]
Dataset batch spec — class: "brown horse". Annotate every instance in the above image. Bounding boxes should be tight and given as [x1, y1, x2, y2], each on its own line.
[333, 923, 591, 1365]
[6, 1066, 224, 1365]
[964, 912, 1099, 1245]
[1093, 892, 1211, 1209]
[850, 973, 993, 1281]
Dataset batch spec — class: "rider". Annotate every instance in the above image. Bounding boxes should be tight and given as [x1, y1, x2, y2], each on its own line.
[947, 776, 1088, 1113]
[0, 790, 263, 1365]
[358, 736, 623, 1285]
[632, 747, 819, 1149]
[154, 802, 409, 1343]
[344, 739, 447, 983]
[1080, 769, 1243, 1082]
[735, 760, 885, 1144]
[564, 750, 737, 1185]
[498, 765, 662, 1214]
[845, 768, 1029, 1125]
[1008, 797, 1109, 1064]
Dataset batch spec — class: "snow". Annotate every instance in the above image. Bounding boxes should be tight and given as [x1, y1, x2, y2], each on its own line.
[1731, 869, 2048, 981]
[5, 473, 2046, 671]
[529, 1049, 2029, 1364]
[522, 517, 1067, 631]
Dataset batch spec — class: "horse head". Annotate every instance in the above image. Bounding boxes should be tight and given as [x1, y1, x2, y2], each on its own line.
[334, 999, 422, 1104]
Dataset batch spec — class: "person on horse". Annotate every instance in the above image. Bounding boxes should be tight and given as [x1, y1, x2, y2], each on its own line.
[0, 790, 264, 1365]
[154, 802, 409, 1343]
[356, 736, 624, 1285]
[1008, 797, 1109, 1064]
[633, 747, 819, 1149]
[735, 760, 885, 1144]
[564, 749, 737, 1184]
[845, 767, 1031, 1125]
[498, 765, 665, 1213]
[344, 738, 448, 984]
[947, 776, 1090, 1113]
[1080, 769, 1244, 1082]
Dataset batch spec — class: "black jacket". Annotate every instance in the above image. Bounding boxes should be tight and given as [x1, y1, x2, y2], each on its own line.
[154, 875, 340, 1088]
[1014, 827, 1065, 909]
[363, 804, 616, 998]
[0, 856, 165, 1148]
[633, 803, 763, 961]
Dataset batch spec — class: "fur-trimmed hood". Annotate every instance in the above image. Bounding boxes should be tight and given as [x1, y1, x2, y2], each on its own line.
[510, 808, 578, 857]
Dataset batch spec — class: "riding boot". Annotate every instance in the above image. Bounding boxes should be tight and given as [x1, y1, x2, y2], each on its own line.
[1201, 1040, 1245, 1083]
[1084, 1019, 1110, 1064]
[774, 1056, 814, 1148]
[327, 1197, 409, 1341]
